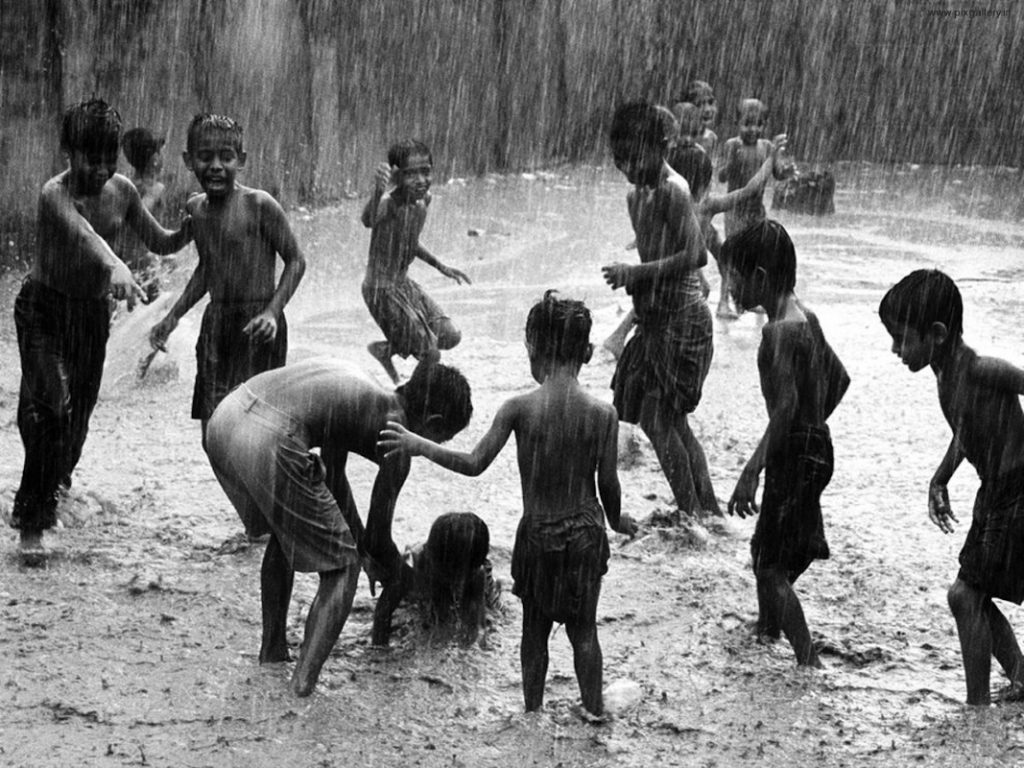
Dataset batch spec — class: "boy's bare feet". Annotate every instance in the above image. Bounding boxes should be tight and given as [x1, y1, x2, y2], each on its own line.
[993, 680, 1024, 704]
[367, 341, 400, 384]
[19, 530, 47, 568]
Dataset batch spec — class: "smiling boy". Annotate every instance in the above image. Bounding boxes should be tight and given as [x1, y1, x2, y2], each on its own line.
[149, 114, 306, 448]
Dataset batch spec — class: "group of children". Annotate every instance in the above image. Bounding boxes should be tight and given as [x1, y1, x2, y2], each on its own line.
[9, 90, 1024, 716]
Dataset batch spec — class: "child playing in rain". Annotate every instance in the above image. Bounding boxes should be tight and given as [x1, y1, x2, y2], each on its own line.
[880, 270, 1024, 705]
[120, 127, 167, 303]
[12, 98, 190, 564]
[603, 100, 719, 518]
[379, 291, 637, 717]
[360, 139, 471, 383]
[149, 114, 306, 448]
[682, 80, 719, 158]
[204, 356, 473, 695]
[724, 220, 849, 668]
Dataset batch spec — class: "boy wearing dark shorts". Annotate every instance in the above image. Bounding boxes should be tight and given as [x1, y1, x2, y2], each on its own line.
[380, 291, 637, 717]
[881, 269, 1024, 705]
[150, 114, 305, 444]
[724, 221, 850, 668]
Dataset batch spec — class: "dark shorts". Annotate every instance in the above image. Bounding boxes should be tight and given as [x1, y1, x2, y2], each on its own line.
[958, 471, 1024, 604]
[511, 503, 610, 624]
[192, 302, 287, 420]
[751, 425, 834, 580]
[362, 279, 447, 358]
[205, 384, 360, 573]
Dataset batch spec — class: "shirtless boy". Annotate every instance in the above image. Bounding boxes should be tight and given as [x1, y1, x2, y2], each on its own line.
[150, 114, 305, 444]
[724, 220, 849, 668]
[379, 291, 637, 716]
[360, 139, 470, 383]
[204, 356, 472, 695]
[120, 126, 167, 302]
[12, 98, 189, 563]
[881, 269, 1024, 705]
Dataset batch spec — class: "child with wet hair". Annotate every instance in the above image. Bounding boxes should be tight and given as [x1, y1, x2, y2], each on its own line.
[359, 138, 471, 383]
[723, 220, 849, 668]
[603, 100, 719, 519]
[120, 127, 168, 302]
[149, 114, 306, 452]
[12, 98, 190, 564]
[683, 80, 719, 157]
[379, 290, 637, 717]
[880, 269, 1024, 705]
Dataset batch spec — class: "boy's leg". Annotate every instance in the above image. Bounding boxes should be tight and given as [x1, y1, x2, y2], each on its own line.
[984, 600, 1024, 688]
[367, 340, 400, 384]
[432, 317, 461, 351]
[521, 599, 553, 711]
[948, 578, 994, 704]
[63, 301, 109, 484]
[679, 416, 720, 514]
[756, 566, 821, 667]
[260, 535, 295, 663]
[292, 563, 358, 696]
[638, 396, 700, 514]
[564, 578, 604, 716]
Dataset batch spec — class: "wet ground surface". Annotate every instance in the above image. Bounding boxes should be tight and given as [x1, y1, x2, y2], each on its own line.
[2, 163, 1024, 767]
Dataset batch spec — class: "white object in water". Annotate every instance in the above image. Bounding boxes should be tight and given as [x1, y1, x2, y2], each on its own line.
[603, 679, 643, 715]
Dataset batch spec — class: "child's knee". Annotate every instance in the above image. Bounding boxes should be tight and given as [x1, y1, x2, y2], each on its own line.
[947, 578, 983, 615]
[435, 320, 461, 350]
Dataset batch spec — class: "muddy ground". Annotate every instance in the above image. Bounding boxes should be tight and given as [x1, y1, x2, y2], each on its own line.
[3, 165, 1024, 767]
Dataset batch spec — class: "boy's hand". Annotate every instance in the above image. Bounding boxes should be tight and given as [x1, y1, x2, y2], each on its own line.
[377, 420, 423, 459]
[928, 483, 958, 533]
[727, 467, 760, 518]
[149, 315, 178, 352]
[373, 162, 393, 193]
[602, 262, 634, 292]
[109, 261, 146, 311]
[243, 311, 278, 344]
[441, 265, 472, 285]
[615, 513, 639, 538]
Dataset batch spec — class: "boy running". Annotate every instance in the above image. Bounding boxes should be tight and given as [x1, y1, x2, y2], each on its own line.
[120, 127, 167, 302]
[360, 139, 470, 383]
[149, 114, 306, 445]
[724, 220, 850, 668]
[880, 269, 1024, 705]
[379, 291, 637, 717]
[13, 98, 190, 564]
[205, 356, 473, 695]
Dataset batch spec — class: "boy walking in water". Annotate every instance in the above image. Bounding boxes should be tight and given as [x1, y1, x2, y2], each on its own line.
[13, 98, 190, 563]
[379, 291, 637, 717]
[724, 220, 849, 668]
[880, 270, 1024, 705]
[205, 357, 472, 695]
[604, 101, 719, 518]
[120, 127, 167, 302]
[361, 139, 470, 383]
[150, 115, 306, 445]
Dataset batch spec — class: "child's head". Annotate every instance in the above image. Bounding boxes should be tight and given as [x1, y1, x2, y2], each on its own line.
[387, 139, 433, 202]
[609, 101, 674, 187]
[671, 144, 712, 201]
[525, 290, 593, 375]
[879, 269, 963, 371]
[183, 114, 246, 198]
[61, 98, 123, 194]
[398, 361, 473, 443]
[738, 98, 768, 146]
[684, 80, 717, 132]
[672, 102, 703, 147]
[122, 128, 165, 174]
[721, 219, 796, 310]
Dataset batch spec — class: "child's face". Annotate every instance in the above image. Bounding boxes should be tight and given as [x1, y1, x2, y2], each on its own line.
[728, 267, 763, 311]
[692, 89, 717, 130]
[739, 109, 766, 146]
[68, 147, 119, 195]
[884, 320, 940, 372]
[611, 138, 663, 188]
[396, 153, 432, 201]
[184, 132, 246, 199]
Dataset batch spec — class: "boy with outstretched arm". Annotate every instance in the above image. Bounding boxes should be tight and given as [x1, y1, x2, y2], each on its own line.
[880, 270, 1024, 705]
[360, 139, 470, 383]
[204, 356, 472, 695]
[379, 291, 637, 717]
[149, 114, 306, 446]
[13, 98, 190, 564]
[120, 126, 168, 302]
[603, 100, 719, 519]
[724, 220, 849, 668]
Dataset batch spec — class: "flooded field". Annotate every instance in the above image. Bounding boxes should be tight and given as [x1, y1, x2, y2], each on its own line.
[2, 163, 1024, 767]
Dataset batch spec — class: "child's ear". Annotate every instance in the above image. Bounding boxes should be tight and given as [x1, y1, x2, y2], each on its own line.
[182, 151, 193, 170]
[929, 321, 950, 346]
[583, 343, 594, 364]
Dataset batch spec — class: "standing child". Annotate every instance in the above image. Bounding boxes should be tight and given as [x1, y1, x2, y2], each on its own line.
[604, 100, 719, 517]
[683, 80, 719, 158]
[13, 98, 190, 563]
[149, 114, 306, 448]
[360, 139, 471, 383]
[880, 270, 1024, 705]
[724, 220, 849, 667]
[120, 127, 167, 302]
[379, 291, 637, 717]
